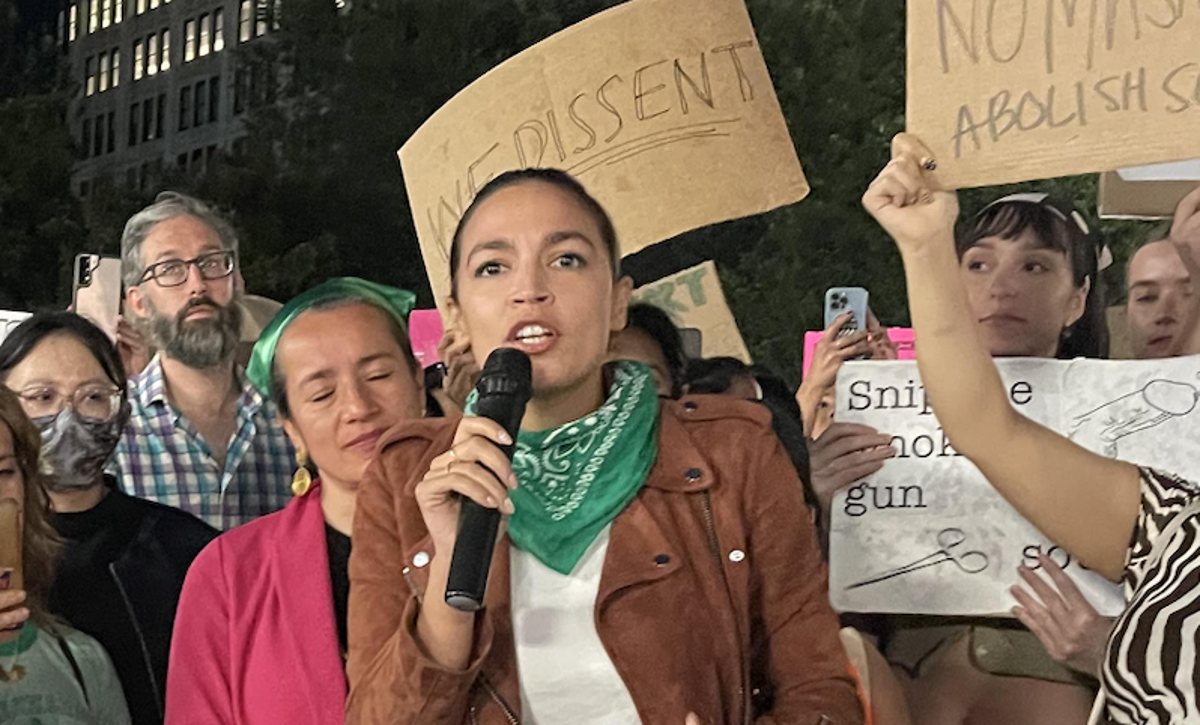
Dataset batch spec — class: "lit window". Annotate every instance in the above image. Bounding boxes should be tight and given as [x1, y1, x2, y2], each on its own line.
[88, 0, 98, 33]
[199, 14, 211, 57]
[133, 40, 143, 80]
[255, 0, 267, 37]
[114, 0, 122, 24]
[149, 0, 159, 9]
[135, 0, 145, 15]
[111, 48, 119, 87]
[184, 19, 196, 62]
[213, 9, 225, 52]
[160, 29, 170, 71]
[69, 4, 78, 41]
[101, 0, 111, 29]
[147, 33, 159, 76]
[85, 55, 95, 96]
[99, 53, 109, 92]
[238, 1, 251, 42]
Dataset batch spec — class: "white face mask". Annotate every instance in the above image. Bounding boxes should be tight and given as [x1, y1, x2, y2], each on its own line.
[33, 409, 124, 490]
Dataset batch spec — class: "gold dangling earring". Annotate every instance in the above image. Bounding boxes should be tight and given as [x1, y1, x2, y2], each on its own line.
[292, 448, 313, 497]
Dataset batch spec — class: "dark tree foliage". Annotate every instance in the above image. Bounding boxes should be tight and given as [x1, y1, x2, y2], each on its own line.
[2, 0, 1152, 380]
[0, 0, 88, 310]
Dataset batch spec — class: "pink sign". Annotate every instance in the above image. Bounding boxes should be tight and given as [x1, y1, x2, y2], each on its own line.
[408, 309, 445, 369]
[802, 327, 915, 378]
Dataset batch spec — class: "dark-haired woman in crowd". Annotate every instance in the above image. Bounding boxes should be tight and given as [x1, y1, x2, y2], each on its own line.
[0, 385, 132, 723]
[865, 134, 1200, 725]
[882, 193, 1113, 725]
[610, 302, 689, 398]
[0, 312, 216, 725]
[347, 169, 861, 724]
[798, 190, 1113, 722]
[166, 279, 425, 724]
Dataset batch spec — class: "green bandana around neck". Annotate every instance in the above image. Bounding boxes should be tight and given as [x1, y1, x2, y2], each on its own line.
[465, 360, 659, 574]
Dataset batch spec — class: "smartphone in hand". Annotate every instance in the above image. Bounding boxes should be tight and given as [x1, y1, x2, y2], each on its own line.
[73, 254, 122, 341]
[824, 287, 869, 339]
[0, 498, 21, 595]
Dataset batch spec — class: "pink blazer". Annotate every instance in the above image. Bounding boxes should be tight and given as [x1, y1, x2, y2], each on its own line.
[165, 482, 346, 724]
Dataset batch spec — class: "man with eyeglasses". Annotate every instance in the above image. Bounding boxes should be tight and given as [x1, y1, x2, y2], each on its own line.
[111, 192, 295, 530]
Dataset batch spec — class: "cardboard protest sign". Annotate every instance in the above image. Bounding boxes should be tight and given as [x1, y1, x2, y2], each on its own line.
[907, 1, 1200, 189]
[400, 0, 808, 304]
[0, 311, 30, 345]
[632, 261, 750, 362]
[829, 356, 1200, 616]
[802, 328, 915, 378]
[1099, 159, 1200, 219]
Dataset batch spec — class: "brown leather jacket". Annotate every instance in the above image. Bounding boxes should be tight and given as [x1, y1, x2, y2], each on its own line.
[346, 396, 862, 725]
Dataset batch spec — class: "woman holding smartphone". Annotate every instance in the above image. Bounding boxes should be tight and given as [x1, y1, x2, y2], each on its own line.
[0, 386, 130, 723]
[346, 169, 861, 724]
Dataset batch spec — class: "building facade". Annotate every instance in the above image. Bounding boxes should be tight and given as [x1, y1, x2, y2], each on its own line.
[57, 0, 277, 197]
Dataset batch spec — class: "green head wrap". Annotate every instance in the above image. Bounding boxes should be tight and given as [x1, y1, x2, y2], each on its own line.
[245, 277, 417, 398]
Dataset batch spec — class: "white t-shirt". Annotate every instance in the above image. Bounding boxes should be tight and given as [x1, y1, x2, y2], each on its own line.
[511, 525, 642, 724]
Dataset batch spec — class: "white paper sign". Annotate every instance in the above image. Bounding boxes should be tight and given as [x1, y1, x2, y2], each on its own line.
[1118, 159, 1200, 183]
[0, 311, 30, 345]
[829, 357, 1200, 616]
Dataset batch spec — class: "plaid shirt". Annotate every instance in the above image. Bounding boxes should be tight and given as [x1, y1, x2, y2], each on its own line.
[110, 355, 295, 530]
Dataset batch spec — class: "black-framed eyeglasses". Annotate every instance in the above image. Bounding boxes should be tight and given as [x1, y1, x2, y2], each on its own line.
[139, 250, 236, 288]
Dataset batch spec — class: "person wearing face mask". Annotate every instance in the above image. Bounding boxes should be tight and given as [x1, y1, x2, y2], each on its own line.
[165, 279, 426, 724]
[0, 313, 217, 725]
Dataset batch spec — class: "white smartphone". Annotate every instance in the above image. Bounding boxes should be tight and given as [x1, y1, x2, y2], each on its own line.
[73, 254, 122, 341]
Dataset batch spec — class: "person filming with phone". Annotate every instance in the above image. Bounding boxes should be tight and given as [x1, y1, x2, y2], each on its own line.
[0, 386, 132, 723]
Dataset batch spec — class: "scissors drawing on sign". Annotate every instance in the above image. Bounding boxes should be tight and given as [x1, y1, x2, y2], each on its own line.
[846, 527, 989, 590]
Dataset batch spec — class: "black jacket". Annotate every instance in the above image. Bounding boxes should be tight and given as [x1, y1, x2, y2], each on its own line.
[50, 479, 218, 725]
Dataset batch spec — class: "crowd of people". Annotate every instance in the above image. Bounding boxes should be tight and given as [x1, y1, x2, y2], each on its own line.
[0, 139, 1197, 724]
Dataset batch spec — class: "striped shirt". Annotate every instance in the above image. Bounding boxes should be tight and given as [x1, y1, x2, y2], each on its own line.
[1103, 468, 1200, 723]
[110, 355, 295, 530]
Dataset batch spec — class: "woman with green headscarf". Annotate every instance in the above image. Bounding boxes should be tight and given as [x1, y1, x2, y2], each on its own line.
[165, 278, 424, 725]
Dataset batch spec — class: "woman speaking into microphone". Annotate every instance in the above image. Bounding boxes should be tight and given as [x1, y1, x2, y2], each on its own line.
[346, 169, 861, 724]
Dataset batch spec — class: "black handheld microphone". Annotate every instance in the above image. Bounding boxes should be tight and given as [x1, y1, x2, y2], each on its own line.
[444, 347, 532, 612]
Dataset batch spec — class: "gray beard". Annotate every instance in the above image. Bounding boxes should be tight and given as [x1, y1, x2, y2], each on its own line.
[143, 294, 244, 369]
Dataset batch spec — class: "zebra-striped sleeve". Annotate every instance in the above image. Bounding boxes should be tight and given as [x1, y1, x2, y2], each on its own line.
[1102, 468, 1200, 724]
